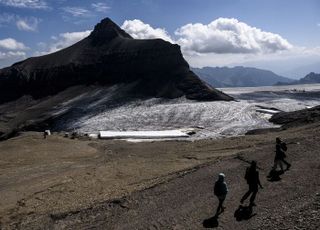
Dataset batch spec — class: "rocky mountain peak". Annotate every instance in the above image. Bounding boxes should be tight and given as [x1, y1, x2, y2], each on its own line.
[89, 18, 132, 45]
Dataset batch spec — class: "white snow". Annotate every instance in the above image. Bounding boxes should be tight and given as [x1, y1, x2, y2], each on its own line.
[256, 109, 280, 115]
[99, 130, 189, 139]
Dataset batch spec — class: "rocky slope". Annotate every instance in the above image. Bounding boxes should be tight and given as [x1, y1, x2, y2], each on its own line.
[270, 105, 320, 128]
[0, 18, 232, 104]
[192, 66, 293, 87]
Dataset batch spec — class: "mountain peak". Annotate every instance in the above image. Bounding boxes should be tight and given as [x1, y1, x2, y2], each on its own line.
[89, 17, 132, 45]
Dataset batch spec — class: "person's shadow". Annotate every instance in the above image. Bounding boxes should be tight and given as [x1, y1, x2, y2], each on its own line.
[234, 205, 257, 221]
[202, 216, 219, 228]
[267, 169, 284, 182]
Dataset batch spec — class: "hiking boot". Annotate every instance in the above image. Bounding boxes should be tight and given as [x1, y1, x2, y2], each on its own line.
[286, 164, 291, 170]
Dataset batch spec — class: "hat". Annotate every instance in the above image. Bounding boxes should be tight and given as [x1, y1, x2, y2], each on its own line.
[218, 173, 225, 179]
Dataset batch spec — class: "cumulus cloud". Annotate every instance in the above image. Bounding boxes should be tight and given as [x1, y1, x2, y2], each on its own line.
[121, 19, 174, 43]
[175, 18, 292, 54]
[0, 38, 28, 50]
[0, 37, 27, 66]
[91, 2, 110, 13]
[0, 0, 48, 9]
[35, 30, 91, 55]
[0, 50, 26, 60]
[121, 18, 292, 55]
[16, 17, 41, 31]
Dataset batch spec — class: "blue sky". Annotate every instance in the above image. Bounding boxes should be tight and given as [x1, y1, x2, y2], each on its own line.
[0, 0, 320, 78]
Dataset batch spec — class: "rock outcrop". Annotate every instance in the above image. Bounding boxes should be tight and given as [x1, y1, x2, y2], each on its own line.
[270, 105, 320, 128]
[0, 18, 232, 104]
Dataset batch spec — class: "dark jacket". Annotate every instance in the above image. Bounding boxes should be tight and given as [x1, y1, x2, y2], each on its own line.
[214, 179, 228, 196]
[245, 167, 262, 188]
[275, 142, 286, 160]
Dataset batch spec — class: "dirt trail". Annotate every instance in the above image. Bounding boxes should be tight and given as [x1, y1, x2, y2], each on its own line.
[47, 128, 320, 230]
[1, 124, 320, 229]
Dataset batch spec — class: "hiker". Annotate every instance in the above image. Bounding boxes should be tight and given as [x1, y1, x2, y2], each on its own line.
[240, 161, 263, 206]
[214, 173, 228, 216]
[273, 137, 291, 171]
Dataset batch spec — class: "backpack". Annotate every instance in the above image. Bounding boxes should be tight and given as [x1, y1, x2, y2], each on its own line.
[281, 142, 287, 151]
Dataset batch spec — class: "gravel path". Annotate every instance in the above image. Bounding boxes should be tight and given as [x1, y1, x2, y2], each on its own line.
[31, 127, 320, 229]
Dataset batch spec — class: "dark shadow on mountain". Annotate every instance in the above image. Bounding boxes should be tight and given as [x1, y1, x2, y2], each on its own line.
[234, 205, 256, 221]
[203, 216, 219, 228]
[267, 169, 284, 182]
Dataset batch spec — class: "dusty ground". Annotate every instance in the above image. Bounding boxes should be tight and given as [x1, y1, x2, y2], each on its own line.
[0, 122, 319, 229]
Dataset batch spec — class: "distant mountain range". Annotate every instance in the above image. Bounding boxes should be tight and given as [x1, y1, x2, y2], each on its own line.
[192, 66, 294, 87]
[275, 72, 320, 86]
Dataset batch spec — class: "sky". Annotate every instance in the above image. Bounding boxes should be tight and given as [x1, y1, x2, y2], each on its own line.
[0, 0, 320, 78]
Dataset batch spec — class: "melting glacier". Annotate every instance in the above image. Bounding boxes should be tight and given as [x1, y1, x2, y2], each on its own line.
[54, 84, 320, 140]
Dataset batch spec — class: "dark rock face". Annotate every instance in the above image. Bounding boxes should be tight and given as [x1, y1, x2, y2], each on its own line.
[0, 18, 232, 104]
[270, 105, 320, 128]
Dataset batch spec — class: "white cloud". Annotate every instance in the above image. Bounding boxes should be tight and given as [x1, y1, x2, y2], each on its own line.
[16, 17, 41, 31]
[35, 30, 91, 55]
[91, 2, 110, 13]
[121, 18, 292, 56]
[0, 37, 27, 66]
[0, 50, 26, 60]
[0, 0, 48, 9]
[175, 18, 292, 55]
[120, 18, 318, 76]
[0, 13, 41, 32]
[62, 6, 91, 17]
[0, 38, 28, 50]
[121, 19, 174, 43]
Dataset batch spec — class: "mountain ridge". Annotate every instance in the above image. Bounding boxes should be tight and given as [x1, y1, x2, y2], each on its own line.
[192, 66, 293, 87]
[275, 72, 320, 86]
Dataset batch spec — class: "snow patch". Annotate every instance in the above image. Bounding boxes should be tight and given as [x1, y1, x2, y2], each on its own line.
[99, 130, 189, 139]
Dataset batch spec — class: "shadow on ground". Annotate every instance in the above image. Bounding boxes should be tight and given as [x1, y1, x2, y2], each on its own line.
[234, 205, 257, 221]
[267, 169, 284, 182]
[203, 216, 219, 228]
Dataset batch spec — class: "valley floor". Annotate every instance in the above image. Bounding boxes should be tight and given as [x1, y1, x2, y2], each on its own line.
[0, 122, 319, 229]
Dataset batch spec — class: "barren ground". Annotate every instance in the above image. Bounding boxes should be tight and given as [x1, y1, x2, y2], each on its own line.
[0, 122, 319, 229]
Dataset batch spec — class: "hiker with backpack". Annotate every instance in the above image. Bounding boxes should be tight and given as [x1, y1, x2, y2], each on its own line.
[273, 137, 291, 171]
[240, 161, 263, 207]
[214, 173, 228, 217]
